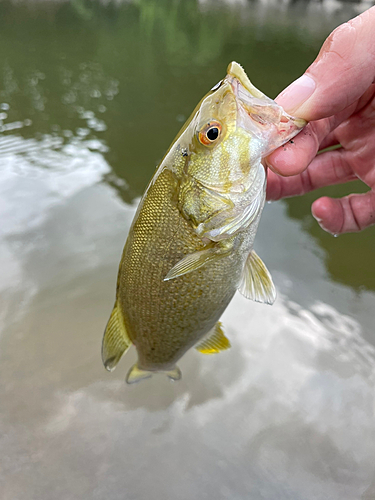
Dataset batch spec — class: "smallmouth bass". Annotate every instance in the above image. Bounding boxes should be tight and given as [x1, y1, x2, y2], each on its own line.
[102, 62, 305, 383]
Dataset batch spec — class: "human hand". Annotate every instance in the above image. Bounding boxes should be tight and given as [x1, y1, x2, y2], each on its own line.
[266, 6, 375, 235]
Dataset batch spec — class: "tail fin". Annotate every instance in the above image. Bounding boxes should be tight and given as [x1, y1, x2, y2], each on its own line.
[126, 364, 182, 384]
[126, 364, 153, 384]
[102, 300, 131, 371]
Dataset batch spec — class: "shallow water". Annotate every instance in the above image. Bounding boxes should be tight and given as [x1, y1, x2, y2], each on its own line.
[1, 1, 375, 499]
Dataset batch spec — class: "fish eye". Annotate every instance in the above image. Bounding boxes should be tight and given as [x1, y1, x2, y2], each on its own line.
[198, 121, 222, 146]
[207, 127, 219, 141]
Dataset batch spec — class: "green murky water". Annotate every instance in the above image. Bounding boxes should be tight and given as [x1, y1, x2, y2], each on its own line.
[1, 1, 374, 499]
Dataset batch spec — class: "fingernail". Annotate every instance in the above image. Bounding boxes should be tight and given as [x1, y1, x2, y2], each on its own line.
[312, 212, 332, 234]
[277, 74, 316, 114]
[312, 213, 323, 224]
[264, 157, 281, 175]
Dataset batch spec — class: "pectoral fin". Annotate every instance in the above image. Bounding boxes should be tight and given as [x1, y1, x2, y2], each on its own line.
[102, 300, 131, 371]
[238, 250, 276, 304]
[195, 322, 231, 354]
[164, 248, 224, 281]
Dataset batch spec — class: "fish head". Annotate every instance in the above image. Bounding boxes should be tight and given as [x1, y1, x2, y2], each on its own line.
[181, 62, 305, 192]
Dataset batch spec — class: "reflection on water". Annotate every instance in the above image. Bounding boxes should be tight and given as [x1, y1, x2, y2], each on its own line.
[0, 1, 375, 499]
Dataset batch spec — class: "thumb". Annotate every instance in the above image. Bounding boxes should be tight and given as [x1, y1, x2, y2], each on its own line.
[276, 6, 375, 122]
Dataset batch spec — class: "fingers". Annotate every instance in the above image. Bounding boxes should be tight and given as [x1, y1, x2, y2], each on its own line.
[266, 149, 356, 200]
[266, 98, 361, 176]
[312, 191, 375, 234]
[266, 122, 322, 177]
[276, 7, 375, 122]
[318, 131, 340, 152]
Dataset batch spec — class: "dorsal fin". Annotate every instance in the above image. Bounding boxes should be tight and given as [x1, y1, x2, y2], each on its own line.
[238, 250, 276, 304]
[101, 300, 132, 371]
[195, 322, 231, 354]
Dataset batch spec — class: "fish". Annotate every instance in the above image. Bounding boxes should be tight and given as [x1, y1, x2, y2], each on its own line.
[102, 62, 306, 384]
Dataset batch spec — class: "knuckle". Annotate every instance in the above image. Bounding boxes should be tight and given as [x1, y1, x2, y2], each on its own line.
[346, 196, 361, 232]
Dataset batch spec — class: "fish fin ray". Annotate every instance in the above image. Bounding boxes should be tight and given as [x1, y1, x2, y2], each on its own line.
[164, 248, 220, 281]
[166, 366, 182, 381]
[238, 250, 276, 304]
[102, 300, 131, 372]
[126, 364, 153, 384]
[195, 322, 231, 354]
[125, 365, 182, 383]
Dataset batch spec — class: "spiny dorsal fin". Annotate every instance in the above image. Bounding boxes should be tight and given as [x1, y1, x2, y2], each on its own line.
[102, 300, 131, 372]
[238, 250, 276, 304]
[195, 322, 231, 354]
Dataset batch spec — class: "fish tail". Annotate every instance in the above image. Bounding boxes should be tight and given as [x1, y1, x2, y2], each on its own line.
[126, 364, 182, 384]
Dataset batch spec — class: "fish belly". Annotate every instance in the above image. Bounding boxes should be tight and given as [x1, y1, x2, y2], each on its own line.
[117, 168, 244, 371]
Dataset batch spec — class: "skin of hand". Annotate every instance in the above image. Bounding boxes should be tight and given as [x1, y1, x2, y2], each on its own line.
[266, 6, 375, 235]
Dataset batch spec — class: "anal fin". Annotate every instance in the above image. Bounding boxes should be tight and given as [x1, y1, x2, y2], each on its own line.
[238, 250, 276, 304]
[195, 322, 231, 354]
[102, 300, 131, 372]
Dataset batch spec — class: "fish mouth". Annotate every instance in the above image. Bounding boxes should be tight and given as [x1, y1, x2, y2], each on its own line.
[225, 61, 306, 152]
[226, 61, 265, 100]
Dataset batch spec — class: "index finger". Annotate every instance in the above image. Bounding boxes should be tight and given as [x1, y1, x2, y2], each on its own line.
[277, 7, 375, 123]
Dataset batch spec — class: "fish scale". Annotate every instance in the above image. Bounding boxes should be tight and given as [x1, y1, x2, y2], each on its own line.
[121, 168, 238, 367]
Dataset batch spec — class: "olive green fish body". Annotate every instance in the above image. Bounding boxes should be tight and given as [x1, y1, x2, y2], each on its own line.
[102, 62, 306, 383]
[119, 169, 255, 371]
